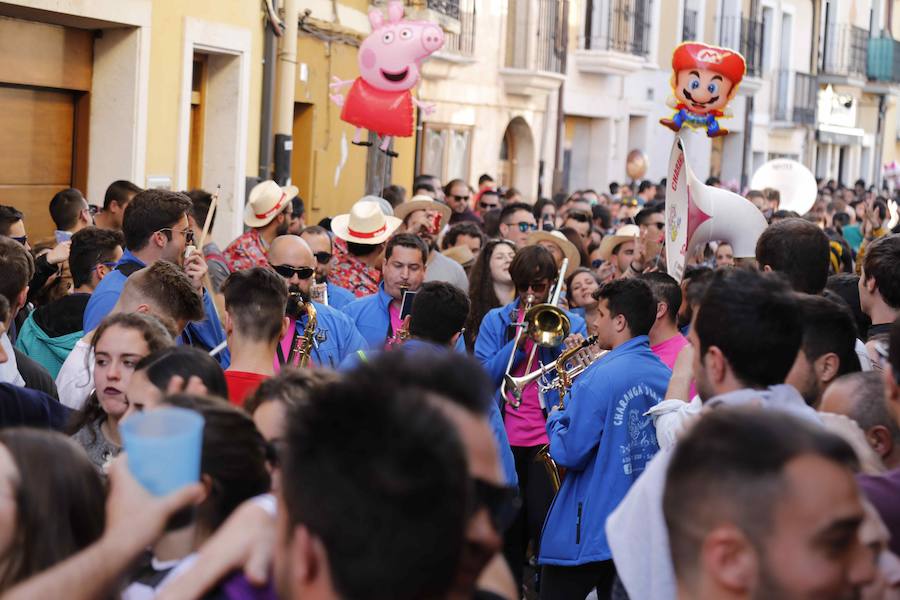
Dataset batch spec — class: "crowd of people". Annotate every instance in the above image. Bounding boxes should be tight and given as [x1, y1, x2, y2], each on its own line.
[0, 168, 900, 600]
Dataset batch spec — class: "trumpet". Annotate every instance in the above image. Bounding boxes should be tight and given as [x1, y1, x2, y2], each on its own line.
[504, 336, 606, 405]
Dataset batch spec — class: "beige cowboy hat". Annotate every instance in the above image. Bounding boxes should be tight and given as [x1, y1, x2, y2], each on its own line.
[244, 180, 298, 228]
[442, 244, 476, 267]
[394, 195, 452, 228]
[332, 199, 402, 245]
[526, 230, 581, 277]
[597, 224, 661, 260]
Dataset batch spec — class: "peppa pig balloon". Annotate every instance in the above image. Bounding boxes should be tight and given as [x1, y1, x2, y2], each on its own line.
[329, 1, 444, 157]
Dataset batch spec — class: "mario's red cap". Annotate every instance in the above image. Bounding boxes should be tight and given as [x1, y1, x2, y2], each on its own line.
[672, 42, 746, 87]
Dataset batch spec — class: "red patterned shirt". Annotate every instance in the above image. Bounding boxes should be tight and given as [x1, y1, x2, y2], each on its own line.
[223, 229, 269, 272]
[330, 237, 381, 297]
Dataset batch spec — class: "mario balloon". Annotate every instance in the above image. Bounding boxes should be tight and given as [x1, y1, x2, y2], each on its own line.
[329, 1, 444, 157]
[659, 42, 746, 138]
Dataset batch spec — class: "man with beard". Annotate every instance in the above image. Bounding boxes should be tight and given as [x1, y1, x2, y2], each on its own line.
[395, 196, 469, 292]
[341, 233, 429, 349]
[299, 226, 355, 310]
[268, 235, 365, 370]
[664, 408, 875, 600]
[223, 180, 297, 271]
[81, 189, 227, 364]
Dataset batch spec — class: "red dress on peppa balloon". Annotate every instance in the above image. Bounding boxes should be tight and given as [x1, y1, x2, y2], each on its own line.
[340, 77, 413, 138]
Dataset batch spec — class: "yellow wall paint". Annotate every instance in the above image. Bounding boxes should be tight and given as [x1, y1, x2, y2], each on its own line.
[292, 34, 414, 222]
[145, 1, 264, 184]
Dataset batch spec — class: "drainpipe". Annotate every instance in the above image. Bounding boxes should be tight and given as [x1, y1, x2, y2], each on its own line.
[274, 0, 299, 186]
[259, 1, 279, 181]
[875, 94, 887, 189]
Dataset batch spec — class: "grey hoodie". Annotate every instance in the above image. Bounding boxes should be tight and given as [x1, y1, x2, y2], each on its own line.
[605, 385, 820, 600]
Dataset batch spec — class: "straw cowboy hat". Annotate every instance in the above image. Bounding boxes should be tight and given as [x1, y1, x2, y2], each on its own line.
[244, 180, 299, 228]
[597, 224, 661, 260]
[332, 199, 402, 245]
[442, 244, 476, 268]
[394, 195, 452, 227]
[526, 230, 581, 277]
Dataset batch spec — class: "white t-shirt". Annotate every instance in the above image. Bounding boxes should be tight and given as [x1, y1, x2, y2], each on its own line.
[56, 338, 94, 410]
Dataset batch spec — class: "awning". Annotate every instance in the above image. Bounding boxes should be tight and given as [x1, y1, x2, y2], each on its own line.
[816, 124, 865, 146]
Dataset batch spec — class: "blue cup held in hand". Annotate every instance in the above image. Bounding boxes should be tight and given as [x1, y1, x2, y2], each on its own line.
[121, 407, 205, 496]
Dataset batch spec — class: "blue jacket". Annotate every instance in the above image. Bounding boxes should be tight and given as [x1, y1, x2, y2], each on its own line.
[339, 338, 518, 487]
[83, 250, 230, 367]
[538, 336, 671, 566]
[326, 281, 356, 311]
[278, 301, 366, 370]
[473, 298, 587, 414]
[340, 283, 397, 349]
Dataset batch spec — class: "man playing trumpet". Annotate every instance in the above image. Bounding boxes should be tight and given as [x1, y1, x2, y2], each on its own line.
[538, 278, 671, 600]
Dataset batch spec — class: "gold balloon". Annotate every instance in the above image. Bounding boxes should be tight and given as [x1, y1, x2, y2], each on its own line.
[626, 150, 649, 180]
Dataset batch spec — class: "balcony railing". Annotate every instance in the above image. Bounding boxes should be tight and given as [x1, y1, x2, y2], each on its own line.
[427, 0, 459, 20]
[582, 0, 651, 56]
[682, 8, 698, 42]
[867, 35, 900, 83]
[719, 16, 763, 77]
[772, 69, 816, 125]
[506, 0, 567, 74]
[820, 23, 868, 78]
[444, 0, 475, 55]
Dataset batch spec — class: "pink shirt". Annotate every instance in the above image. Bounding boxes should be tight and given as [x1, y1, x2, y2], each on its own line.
[274, 317, 317, 371]
[651, 333, 696, 398]
[387, 302, 403, 349]
[504, 310, 550, 447]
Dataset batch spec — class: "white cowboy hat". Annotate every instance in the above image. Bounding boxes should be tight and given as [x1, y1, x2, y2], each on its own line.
[394, 195, 452, 228]
[244, 180, 298, 228]
[332, 199, 402, 245]
[525, 230, 581, 277]
[597, 224, 661, 260]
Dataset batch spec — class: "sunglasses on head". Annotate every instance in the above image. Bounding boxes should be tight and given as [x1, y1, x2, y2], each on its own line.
[313, 251, 333, 264]
[468, 478, 521, 532]
[271, 264, 315, 280]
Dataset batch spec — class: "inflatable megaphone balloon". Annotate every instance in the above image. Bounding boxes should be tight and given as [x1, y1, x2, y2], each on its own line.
[750, 159, 817, 215]
[665, 137, 768, 281]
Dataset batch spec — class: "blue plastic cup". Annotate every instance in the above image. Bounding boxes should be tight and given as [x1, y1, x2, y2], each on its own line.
[120, 407, 205, 496]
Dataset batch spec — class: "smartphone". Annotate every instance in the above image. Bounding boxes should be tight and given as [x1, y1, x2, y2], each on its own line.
[400, 290, 417, 320]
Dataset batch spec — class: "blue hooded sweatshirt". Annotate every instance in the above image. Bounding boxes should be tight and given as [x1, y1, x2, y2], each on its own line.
[538, 335, 671, 566]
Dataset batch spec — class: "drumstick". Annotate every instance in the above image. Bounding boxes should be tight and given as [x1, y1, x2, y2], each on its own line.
[198, 185, 220, 248]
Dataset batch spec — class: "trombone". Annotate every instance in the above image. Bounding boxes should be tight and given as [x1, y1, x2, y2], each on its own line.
[504, 336, 607, 406]
[500, 258, 571, 408]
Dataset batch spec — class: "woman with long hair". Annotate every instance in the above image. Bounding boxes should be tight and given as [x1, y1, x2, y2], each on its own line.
[463, 239, 516, 352]
[69, 312, 174, 470]
[0, 429, 105, 592]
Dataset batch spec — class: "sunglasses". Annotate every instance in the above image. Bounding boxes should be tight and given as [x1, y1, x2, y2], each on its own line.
[449, 194, 471, 203]
[468, 479, 521, 533]
[313, 251, 333, 264]
[271, 264, 315, 280]
[523, 280, 549, 294]
[10, 235, 27, 246]
[511, 222, 538, 233]
[567, 212, 591, 223]
[480, 201, 500, 210]
[591, 258, 605, 269]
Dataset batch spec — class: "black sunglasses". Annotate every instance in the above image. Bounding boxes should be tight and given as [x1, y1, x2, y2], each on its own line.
[480, 201, 500, 210]
[591, 258, 605, 269]
[567, 212, 591, 223]
[449, 194, 471, 202]
[10, 235, 27, 246]
[468, 479, 520, 532]
[313, 251, 333, 264]
[271, 264, 315, 280]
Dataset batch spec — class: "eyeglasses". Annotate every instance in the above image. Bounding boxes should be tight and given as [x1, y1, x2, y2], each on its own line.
[510, 222, 538, 233]
[313, 251, 333, 264]
[10, 235, 27, 246]
[271, 264, 315, 280]
[157, 227, 192, 240]
[468, 478, 521, 532]
[522, 281, 549, 294]
[449, 194, 470, 203]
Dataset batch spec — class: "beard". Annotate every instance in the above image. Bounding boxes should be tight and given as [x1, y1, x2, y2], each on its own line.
[286, 284, 309, 318]
[276, 218, 290, 236]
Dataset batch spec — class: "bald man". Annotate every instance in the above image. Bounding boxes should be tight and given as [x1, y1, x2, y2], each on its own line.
[821, 371, 900, 470]
[268, 235, 366, 369]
